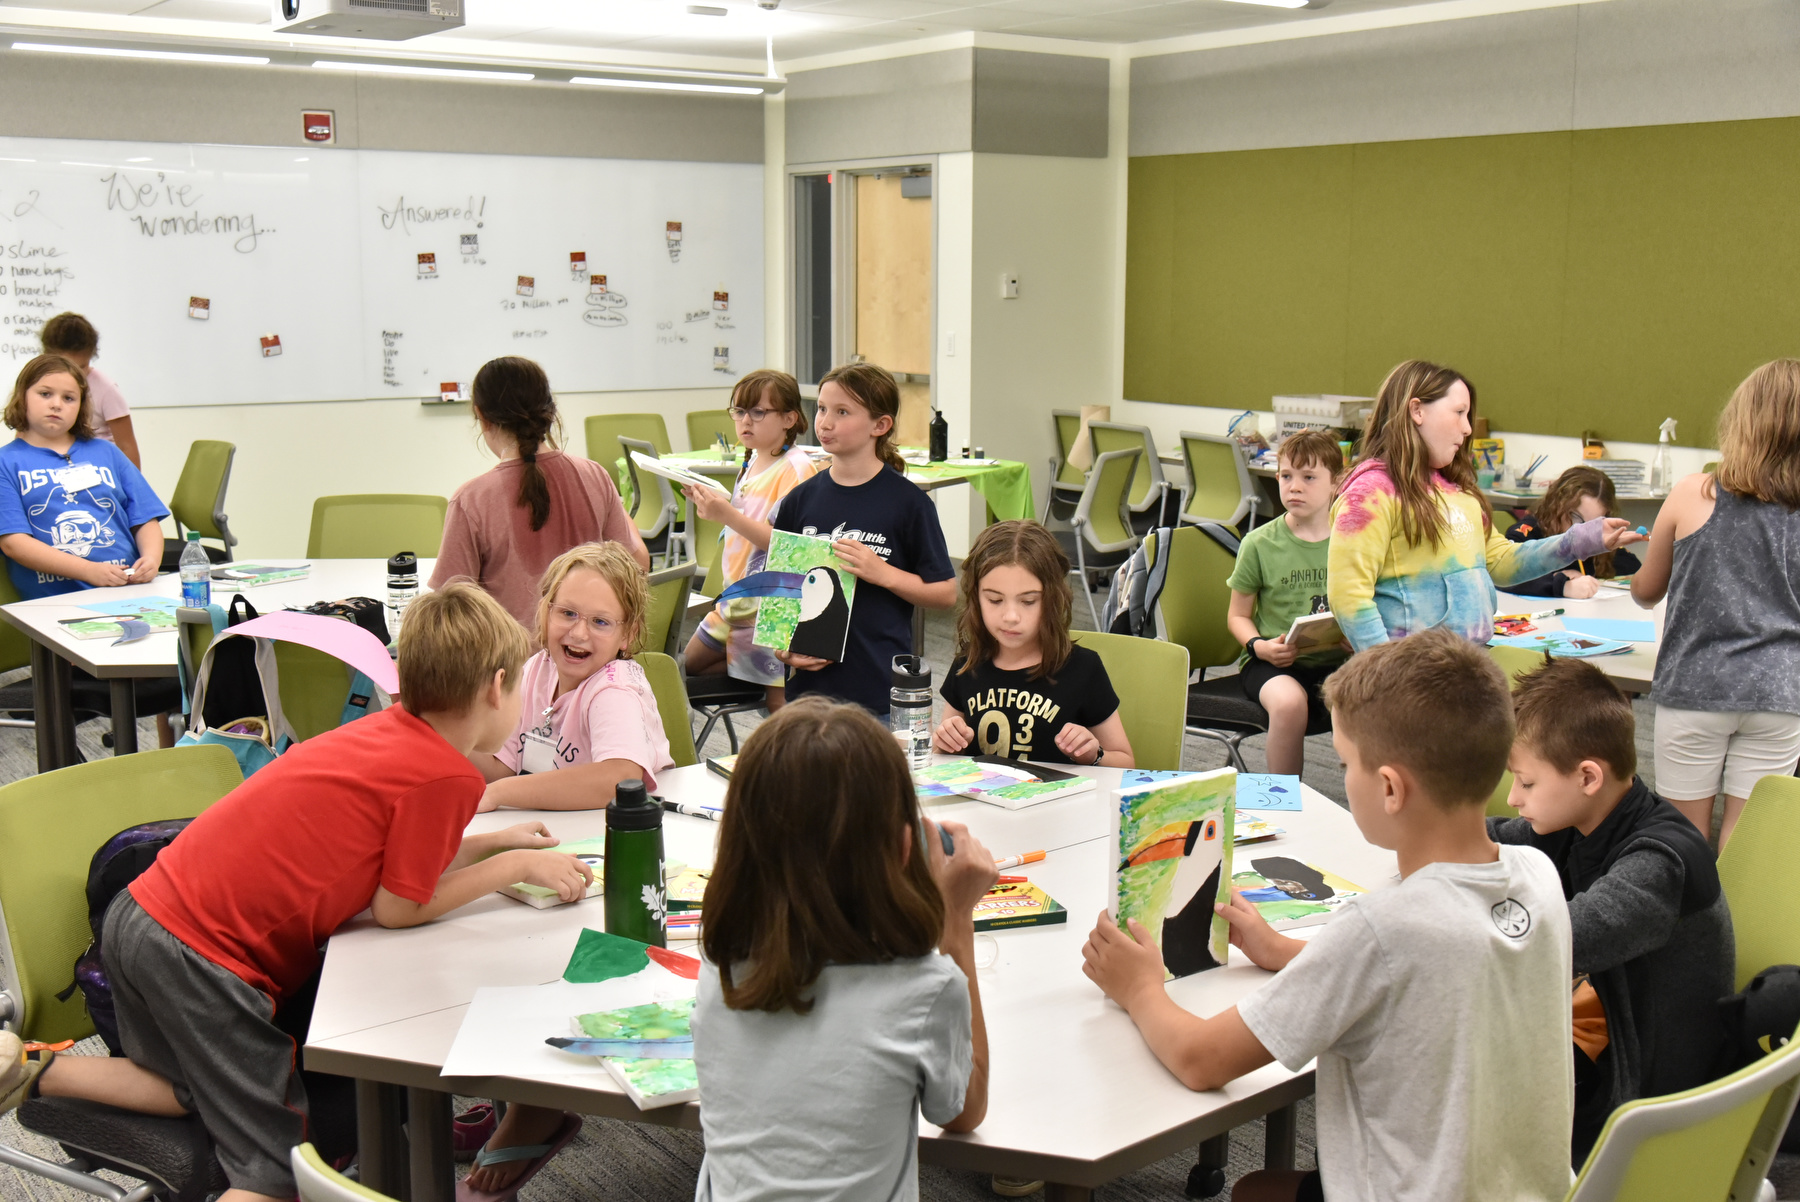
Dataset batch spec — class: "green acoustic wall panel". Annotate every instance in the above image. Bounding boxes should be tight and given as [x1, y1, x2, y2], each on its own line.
[1125, 116, 1800, 444]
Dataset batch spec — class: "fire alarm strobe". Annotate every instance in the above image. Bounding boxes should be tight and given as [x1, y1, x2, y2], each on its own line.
[303, 111, 335, 144]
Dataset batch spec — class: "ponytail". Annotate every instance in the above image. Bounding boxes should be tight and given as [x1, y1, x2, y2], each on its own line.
[472, 357, 561, 532]
[819, 362, 906, 474]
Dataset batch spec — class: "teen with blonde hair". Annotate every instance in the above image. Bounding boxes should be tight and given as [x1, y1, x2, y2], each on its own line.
[1328, 360, 1644, 651]
[1632, 358, 1800, 848]
[933, 519, 1133, 767]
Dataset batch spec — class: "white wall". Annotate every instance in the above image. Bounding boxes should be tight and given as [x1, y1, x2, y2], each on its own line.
[133, 386, 732, 558]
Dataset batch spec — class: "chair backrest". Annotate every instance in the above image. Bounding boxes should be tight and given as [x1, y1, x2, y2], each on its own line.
[307, 494, 447, 559]
[701, 544, 726, 598]
[1718, 774, 1800, 991]
[169, 440, 238, 550]
[0, 553, 32, 674]
[686, 409, 738, 454]
[586, 413, 672, 484]
[294, 1142, 395, 1202]
[0, 745, 244, 1042]
[1052, 409, 1086, 487]
[619, 436, 677, 536]
[1089, 422, 1166, 513]
[1074, 448, 1142, 553]
[635, 562, 696, 658]
[1071, 630, 1189, 771]
[1180, 432, 1255, 530]
[1153, 525, 1242, 672]
[1481, 645, 1544, 818]
[1567, 1025, 1800, 1202]
[273, 644, 355, 743]
[692, 515, 725, 576]
[637, 651, 698, 768]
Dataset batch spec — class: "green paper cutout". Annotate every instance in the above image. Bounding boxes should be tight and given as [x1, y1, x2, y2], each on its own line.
[563, 928, 650, 983]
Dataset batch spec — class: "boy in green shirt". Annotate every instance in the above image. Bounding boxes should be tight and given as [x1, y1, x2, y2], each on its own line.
[1226, 430, 1347, 774]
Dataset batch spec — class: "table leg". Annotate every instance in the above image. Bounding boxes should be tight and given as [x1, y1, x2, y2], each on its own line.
[1185, 1131, 1231, 1198]
[109, 678, 138, 757]
[355, 1080, 409, 1200]
[1043, 1186, 1092, 1202]
[1265, 1102, 1297, 1171]
[405, 1087, 455, 1202]
[30, 642, 77, 772]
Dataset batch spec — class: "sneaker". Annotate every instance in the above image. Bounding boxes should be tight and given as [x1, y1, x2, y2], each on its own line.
[0, 1032, 51, 1114]
[990, 1175, 1044, 1197]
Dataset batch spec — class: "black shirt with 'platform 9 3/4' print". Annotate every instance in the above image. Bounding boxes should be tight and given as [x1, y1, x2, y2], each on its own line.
[937, 645, 1121, 765]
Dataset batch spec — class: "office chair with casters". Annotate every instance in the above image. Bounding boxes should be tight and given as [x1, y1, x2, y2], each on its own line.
[620, 437, 681, 568]
[1044, 408, 1088, 524]
[1088, 421, 1171, 534]
[1053, 448, 1142, 629]
[1179, 431, 1261, 533]
[307, 494, 447, 560]
[159, 440, 239, 572]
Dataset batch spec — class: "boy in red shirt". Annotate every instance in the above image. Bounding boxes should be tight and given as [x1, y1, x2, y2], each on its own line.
[0, 582, 596, 1202]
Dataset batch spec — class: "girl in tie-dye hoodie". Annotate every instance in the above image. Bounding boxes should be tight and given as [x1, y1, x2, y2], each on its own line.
[1328, 361, 1647, 652]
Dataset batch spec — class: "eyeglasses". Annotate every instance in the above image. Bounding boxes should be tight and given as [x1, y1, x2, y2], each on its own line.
[728, 406, 776, 423]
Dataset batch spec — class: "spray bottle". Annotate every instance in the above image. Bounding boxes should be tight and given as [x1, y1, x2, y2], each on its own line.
[1650, 417, 1678, 497]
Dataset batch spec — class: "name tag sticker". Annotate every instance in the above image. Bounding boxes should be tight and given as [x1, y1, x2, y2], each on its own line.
[521, 729, 559, 775]
[55, 463, 103, 492]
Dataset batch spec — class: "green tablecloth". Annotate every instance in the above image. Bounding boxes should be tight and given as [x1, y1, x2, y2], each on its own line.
[623, 449, 1035, 524]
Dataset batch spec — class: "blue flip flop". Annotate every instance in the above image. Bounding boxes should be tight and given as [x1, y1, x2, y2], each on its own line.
[455, 1111, 582, 1202]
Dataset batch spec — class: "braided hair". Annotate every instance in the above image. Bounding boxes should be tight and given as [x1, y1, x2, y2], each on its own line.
[472, 356, 562, 531]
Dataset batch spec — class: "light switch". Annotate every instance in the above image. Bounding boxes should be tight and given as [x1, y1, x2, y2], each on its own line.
[1000, 272, 1019, 299]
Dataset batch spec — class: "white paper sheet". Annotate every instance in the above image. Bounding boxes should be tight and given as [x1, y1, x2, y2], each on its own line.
[441, 973, 697, 1081]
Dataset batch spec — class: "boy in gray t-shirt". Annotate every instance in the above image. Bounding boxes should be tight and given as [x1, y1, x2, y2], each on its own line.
[1083, 630, 1574, 1202]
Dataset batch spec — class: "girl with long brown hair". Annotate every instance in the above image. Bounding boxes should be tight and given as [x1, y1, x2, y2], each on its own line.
[1633, 358, 1800, 848]
[769, 362, 956, 714]
[694, 697, 996, 1196]
[1326, 360, 1643, 650]
[1503, 465, 1641, 598]
[933, 519, 1133, 766]
[429, 356, 647, 627]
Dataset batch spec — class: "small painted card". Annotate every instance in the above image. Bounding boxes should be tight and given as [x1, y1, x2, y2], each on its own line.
[603, 1056, 699, 1109]
[1112, 768, 1235, 980]
[1232, 857, 1366, 932]
[751, 530, 855, 661]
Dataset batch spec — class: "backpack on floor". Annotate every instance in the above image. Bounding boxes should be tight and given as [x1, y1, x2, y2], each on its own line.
[1717, 964, 1800, 1152]
[55, 819, 195, 1055]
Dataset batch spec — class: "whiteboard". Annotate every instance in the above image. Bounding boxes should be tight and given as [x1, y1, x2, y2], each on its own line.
[0, 136, 763, 406]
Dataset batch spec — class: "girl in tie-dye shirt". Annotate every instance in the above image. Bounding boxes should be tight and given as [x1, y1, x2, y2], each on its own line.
[1327, 360, 1646, 651]
[683, 370, 819, 708]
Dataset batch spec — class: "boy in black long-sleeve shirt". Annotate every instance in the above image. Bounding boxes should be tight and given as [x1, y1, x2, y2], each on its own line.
[1490, 657, 1733, 1162]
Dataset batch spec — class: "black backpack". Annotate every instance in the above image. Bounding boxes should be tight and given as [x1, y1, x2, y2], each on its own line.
[1717, 964, 1800, 1152]
[57, 819, 194, 1055]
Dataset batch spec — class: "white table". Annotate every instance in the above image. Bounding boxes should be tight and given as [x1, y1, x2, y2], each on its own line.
[1495, 587, 1661, 693]
[0, 559, 420, 771]
[305, 762, 1399, 1201]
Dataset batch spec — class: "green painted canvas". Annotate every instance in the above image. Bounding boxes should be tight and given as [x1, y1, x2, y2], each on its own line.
[751, 530, 856, 660]
[1112, 768, 1235, 980]
[573, 998, 694, 1041]
[603, 1055, 700, 1109]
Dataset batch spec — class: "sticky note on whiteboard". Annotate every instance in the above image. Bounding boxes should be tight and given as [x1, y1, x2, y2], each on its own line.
[570, 252, 587, 278]
[461, 234, 478, 256]
[440, 381, 464, 402]
[417, 252, 437, 278]
[188, 297, 210, 320]
[260, 334, 282, 358]
[516, 276, 535, 297]
[713, 290, 728, 311]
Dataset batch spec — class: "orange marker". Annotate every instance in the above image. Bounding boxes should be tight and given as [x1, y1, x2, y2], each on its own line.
[993, 850, 1045, 871]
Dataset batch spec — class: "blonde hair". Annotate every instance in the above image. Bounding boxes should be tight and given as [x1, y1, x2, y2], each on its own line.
[7, 354, 96, 441]
[398, 581, 530, 714]
[1714, 359, 1800, 510]
[534, 542, 650, 656]
[1359, 360, 1488, 548]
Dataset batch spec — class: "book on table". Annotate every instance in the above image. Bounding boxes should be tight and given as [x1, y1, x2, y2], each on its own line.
[913, 756, 1095, 810]
[1233, 857, 1368, 931]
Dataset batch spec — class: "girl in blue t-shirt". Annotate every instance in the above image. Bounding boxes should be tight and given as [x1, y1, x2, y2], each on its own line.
[0, 355, 168, 599]
[771, 363, 955, 714]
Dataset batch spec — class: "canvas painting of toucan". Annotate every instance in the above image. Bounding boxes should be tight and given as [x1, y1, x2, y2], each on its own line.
[1110, 770, 1235, 981]
[725, 531, 859, 661]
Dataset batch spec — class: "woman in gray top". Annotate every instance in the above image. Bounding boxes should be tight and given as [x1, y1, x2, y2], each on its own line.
[1634, 359, 1800, 848]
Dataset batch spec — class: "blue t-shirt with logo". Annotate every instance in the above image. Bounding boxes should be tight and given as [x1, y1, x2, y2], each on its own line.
[0, 437, 170, 598]
[771, 465, 953, 714]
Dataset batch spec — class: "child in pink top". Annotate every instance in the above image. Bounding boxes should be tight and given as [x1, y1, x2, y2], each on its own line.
[474, 541, 672, 811]
[683, 369, 818, 710]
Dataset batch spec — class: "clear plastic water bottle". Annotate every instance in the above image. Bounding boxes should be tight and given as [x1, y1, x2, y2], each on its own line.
[179, 532, 210, 608]
[386, 552, 418, 642]
[890, 655, 933, 772]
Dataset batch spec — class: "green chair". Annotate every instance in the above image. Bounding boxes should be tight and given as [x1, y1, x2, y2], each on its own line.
[1044, 408, 1088, 523]
[586, 413, 672, 492]
[638, 651, 698, 769]
[634, 562, 698, 659]
[273, 645, 354, 743]
[687, 409, 738, 454]
[1563, 1030, 1800, 1202]
[620, 436, 680, 567]
[163, 439, 238, 569]
[1704, 461, 1721, 475]
[307, 494, 447, 560]
[0, 744, 243, 1042]
[1053, 447, 1142, 629]
[1717, 775, 1800, 991]
[1089, 421, 1169, 532]
[295, 1142, 397, 1202]
[1179, 431, 1261, 532]
[691, 514, 726, 579]
[1493, 508, 1520, 535]
[1071, 630, 1188, 771]
[1482, 645, 1546, 817]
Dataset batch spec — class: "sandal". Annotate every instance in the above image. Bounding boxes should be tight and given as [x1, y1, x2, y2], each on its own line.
[455, 1111, 581, 1202]
[454, 1103, 498, 1163]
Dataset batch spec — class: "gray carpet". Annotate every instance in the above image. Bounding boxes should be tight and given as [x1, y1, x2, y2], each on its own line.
[0, 594, 1783, 1200]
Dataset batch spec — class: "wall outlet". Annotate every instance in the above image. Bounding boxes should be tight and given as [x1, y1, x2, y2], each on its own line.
[999, 272, 1019, 299]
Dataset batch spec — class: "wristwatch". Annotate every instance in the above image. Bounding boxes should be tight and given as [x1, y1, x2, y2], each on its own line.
[1090, 745, 1104, 766]
[1245, 636, 1264, 659]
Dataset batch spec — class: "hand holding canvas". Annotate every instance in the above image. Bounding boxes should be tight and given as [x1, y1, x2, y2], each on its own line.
[1214, 888, 1304, 971]
[1082, 910, 1167, 1010]
[831, 538, 893, 587]
[682, 483, 734, 524]
[775, 647, 831, 671]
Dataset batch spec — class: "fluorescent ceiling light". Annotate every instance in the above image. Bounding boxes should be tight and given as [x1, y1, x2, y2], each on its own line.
[12, 41, 270, 65]
[312, 60, 534, 81]
[569, 76, 762, 94]
[1219, 0, 1314, 6]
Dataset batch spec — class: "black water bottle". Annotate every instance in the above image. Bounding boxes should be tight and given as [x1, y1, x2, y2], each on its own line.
[929, 409, 949, 462]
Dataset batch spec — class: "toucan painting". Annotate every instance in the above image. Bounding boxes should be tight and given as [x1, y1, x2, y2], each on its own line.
[719, 563, 854, 661]
[1120, 818, 1226, 978]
